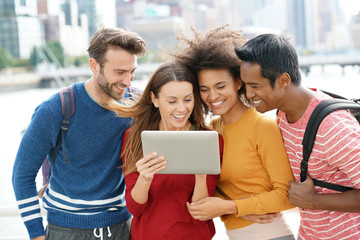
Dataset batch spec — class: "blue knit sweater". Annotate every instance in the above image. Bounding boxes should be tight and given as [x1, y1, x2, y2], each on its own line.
[12, 82, 133, 239]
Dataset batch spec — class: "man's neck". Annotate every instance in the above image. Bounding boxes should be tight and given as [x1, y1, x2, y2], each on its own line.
[282, 86, 314, 124]
[84, 76, 111, 106]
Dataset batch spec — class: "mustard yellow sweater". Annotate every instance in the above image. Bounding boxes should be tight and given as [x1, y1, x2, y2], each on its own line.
[210, 108, 294, 230]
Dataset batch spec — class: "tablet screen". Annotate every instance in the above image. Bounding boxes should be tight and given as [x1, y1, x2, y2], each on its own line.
[141, 130, 221, 174]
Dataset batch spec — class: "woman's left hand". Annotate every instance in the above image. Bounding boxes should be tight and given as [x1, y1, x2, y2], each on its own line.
[186, 197, 237, 221]
[241, 212, 279, 223]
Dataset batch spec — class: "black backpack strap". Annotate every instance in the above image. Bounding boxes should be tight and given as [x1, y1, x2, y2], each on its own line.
[49, 85, 75, 166]
[301, 99, 360, 192]
[312, 179, 354, 192]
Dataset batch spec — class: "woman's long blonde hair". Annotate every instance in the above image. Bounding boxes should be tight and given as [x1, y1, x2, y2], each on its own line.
[108, 62, 207, 174]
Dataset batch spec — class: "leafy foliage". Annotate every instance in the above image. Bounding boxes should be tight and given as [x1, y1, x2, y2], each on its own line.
[0, 47, 13, 70]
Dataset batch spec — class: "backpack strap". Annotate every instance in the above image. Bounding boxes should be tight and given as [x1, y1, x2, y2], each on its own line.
[301, 98, 360, 192]
[312, 179, 354, 192]
[49, 85, 75, 166]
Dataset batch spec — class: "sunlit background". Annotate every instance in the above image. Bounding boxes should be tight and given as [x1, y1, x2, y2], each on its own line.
[1, 0, 360, 239]
[0, 0, 359, 85]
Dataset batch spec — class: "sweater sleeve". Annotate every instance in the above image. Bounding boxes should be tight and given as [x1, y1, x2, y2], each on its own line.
[121, 128, 149, 217]
[124, 171, 149, 217]
[12, 98, 60, 239]
[235, 116, 295, 216]
[207, 134, 223, 196]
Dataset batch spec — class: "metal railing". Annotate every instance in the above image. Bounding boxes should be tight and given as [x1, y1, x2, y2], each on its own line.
[35, 46, 72, 88]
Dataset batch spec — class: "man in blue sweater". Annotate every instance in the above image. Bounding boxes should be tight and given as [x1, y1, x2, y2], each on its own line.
[12, 28, 146, 240]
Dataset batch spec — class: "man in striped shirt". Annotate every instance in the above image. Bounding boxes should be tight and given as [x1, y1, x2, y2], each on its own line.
[235, 34, 360, 240]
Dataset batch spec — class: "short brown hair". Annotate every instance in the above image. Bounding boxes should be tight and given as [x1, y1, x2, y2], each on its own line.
[87, 28, 146, 69]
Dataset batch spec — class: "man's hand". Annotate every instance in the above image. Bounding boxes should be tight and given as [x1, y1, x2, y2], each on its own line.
[289, 175, 360, 212]
[288, 175, 316, 209]
[186, 197, 237, 221]
[241, 213, 279, 223]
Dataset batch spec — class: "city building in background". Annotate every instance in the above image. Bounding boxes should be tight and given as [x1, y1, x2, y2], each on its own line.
[0, 0, 43, 58]
[0, 0, 359, 64]
[350, 12, 360, 48]
[77, 0, 116, 38]
[58, 0, 88, 56]
[38, 0, 61, 42]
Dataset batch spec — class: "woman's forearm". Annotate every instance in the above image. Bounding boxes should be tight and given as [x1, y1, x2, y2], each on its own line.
[192, 174, 209, 202]
[131, 176, 152, 204]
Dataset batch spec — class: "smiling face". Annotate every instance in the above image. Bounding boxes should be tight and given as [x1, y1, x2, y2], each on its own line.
[240, 62, 280, 113]
[198, 69, 242, 122]
[151, 81, 194, 131]
[94, 47, 137, 101]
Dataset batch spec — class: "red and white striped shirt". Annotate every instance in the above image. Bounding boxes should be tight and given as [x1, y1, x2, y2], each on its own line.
[278, 89, 360, 240]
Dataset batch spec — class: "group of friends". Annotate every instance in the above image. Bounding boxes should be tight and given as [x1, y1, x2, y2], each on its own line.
[12, 25, 360, 240]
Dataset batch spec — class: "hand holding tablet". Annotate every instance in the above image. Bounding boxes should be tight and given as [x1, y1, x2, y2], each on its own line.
[136, 152, 167, 180]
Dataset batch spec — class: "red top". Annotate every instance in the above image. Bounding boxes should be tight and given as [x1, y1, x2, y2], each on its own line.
[122, 128, 223, 240]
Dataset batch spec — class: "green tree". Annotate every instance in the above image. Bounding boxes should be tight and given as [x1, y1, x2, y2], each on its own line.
[29, 46, 42, 67]
[0, 47, 12, 70]
[138, 50, 164, 64]
[11, 58, 29, 68]
[29, 41, 66, 67]
[68, 55, 89, 67]
[46, 40, 65, 67]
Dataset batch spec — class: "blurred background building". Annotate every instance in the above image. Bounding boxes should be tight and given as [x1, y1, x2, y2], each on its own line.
[0, 0, 359, 69]
[0, 0, 43, 59]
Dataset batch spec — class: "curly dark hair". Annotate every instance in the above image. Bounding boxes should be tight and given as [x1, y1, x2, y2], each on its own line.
[172, 25, 248, 115]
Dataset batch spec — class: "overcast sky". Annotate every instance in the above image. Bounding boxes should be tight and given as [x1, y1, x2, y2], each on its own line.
[339, 0, 360, 22]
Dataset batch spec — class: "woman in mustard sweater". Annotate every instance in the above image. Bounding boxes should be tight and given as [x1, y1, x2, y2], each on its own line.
[173, 26, 295, 240]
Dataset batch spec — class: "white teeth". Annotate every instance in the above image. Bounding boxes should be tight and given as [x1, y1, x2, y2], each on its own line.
[173, 114, 186, 119]
[252, 99, 262, 106]
[115, 85, 125, 90]
[211, 100, 224, 106]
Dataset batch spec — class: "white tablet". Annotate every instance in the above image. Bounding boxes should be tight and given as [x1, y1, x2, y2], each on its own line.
[141, 130, 221, 174]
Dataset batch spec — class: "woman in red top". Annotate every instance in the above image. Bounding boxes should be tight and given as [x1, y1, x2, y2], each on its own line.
[110, 62, 223, 240]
